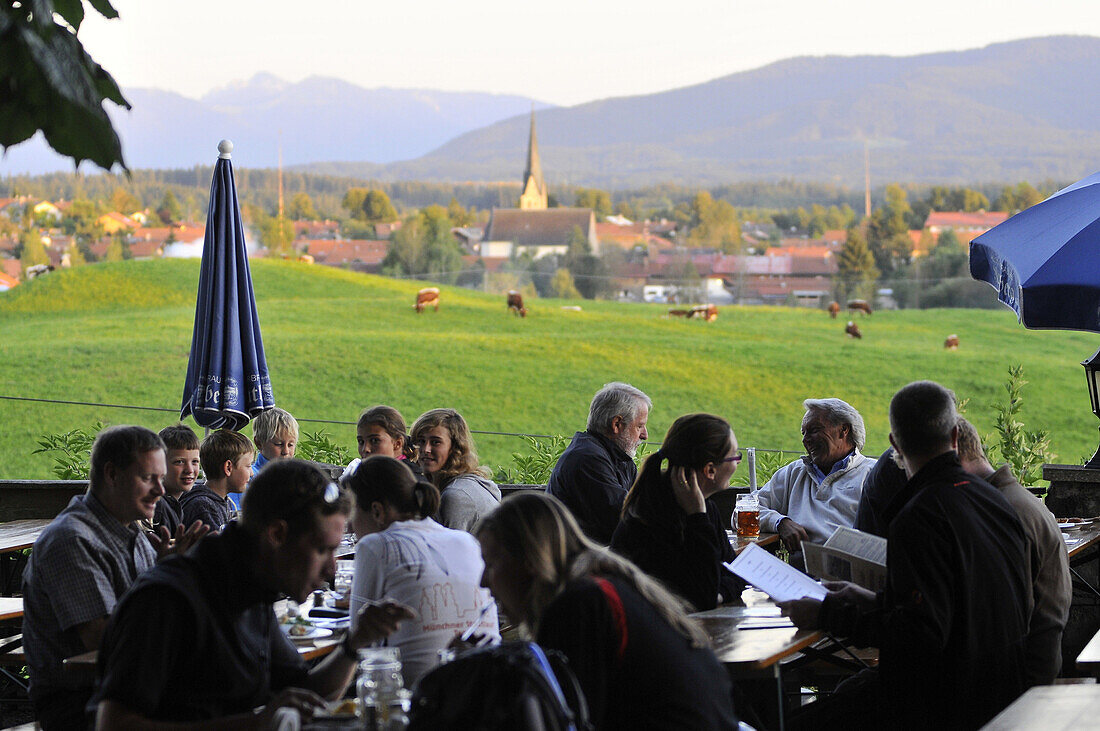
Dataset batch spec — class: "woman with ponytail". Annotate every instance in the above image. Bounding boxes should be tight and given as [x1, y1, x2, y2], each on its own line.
[343, 456, 498, 684]
[476, 491, 739, 729]
[610, 413, 742, 611]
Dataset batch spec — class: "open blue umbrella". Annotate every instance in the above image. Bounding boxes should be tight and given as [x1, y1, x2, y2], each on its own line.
[970, 171, 1100, 333]
[181, 140, 274, 429]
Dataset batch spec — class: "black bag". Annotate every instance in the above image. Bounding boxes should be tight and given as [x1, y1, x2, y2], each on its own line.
[409, 641, 592, 731]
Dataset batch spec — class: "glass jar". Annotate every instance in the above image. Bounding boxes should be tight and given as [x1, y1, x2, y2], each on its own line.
[356, 647, 406, 730]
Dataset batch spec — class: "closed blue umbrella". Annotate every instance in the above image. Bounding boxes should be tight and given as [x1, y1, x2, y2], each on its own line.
[181, 140, 274, 429]
[970, 171, 1100, 333]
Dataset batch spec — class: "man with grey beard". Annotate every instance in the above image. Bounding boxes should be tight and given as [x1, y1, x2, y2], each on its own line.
[547, 382, 650, 544]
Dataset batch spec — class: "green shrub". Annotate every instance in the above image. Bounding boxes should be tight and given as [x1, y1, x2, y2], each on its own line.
[32, 422, 104, 479]
[986, 365, 1055, 487]
[297, 429, 353, 466]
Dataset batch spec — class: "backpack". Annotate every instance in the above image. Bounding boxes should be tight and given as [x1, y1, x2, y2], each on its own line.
[408, 641, 592, 731]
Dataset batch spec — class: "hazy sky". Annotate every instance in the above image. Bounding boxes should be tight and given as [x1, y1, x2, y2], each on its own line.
[79, 0, 1100, 106]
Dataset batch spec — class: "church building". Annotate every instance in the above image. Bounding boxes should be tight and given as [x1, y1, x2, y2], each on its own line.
[480, 110, 598, 259]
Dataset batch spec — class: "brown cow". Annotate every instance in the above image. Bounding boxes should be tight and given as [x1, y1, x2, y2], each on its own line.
[414, 287, 440, 313]
[507, 290, 528, 317]
[845, 321, 862, 339]
[848, 299, 873, 316]
[944, 334, 960, 350]
[827, 301, 840, 319]
[668, 304, 718, 322]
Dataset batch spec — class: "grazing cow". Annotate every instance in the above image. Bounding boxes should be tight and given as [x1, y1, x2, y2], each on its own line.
[414, 287, 440, 313]
[848, 299, 873, 316]
[944, 334, 960, 350]
[845, 321, 862, 339]
[827, 301, 840, 319]
[668, 304, 718, 322]
[25, 264, 54, 280]
[507, 290, 528, 317]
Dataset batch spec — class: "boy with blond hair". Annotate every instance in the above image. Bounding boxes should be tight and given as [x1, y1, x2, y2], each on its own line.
[251, 407, 299, 475]
[181, 430, 254, 531]
[153, 424, 201, 536]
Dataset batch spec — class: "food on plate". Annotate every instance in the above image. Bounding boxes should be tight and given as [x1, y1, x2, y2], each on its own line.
[329, 698, 358, 716]
[282, 615, 314, 636]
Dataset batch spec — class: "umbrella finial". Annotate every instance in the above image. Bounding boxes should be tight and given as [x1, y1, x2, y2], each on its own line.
[218, 140, 233, 159]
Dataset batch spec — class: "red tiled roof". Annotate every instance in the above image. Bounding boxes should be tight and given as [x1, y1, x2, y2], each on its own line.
[304, 239, 388, 265]
[766, 245, 835, 258]
[924, 211, 1008, 229]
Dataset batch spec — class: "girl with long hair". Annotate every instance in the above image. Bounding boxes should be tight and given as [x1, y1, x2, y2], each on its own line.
[410, 409, 500, 532]
[476, 492, 738, 729]
[342, 456, 498, 684]
[610, 413, 742, 611]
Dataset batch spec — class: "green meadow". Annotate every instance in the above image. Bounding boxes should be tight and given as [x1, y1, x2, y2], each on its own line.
[0, 258, 1096, 480]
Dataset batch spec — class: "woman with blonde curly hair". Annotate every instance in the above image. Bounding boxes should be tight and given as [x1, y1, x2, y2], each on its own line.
[410, 408, 500, 532]
[476, 491, 738, 730]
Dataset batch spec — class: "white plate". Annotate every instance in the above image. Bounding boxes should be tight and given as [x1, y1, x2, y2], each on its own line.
[282, 625, 334, 641]
[1059, 522, 1088, 531]
[312, 617, 350, 630]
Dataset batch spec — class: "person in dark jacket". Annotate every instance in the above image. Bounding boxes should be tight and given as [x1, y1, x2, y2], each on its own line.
[547, 382, 650, 544]
[611, 413, 742, 611]
[477, 491, 739, 731]
[853, 446, 910, 538]
[780, 381, 1031, 729]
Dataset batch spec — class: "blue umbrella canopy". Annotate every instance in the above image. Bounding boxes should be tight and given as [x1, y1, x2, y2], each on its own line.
[970, 171, 1100, 333]
[181, 140, 274, 429]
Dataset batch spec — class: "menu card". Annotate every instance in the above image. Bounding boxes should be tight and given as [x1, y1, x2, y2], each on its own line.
[725, 543, 827, 603]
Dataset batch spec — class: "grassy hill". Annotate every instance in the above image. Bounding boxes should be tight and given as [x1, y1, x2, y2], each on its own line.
[1, 259, 1094, 481]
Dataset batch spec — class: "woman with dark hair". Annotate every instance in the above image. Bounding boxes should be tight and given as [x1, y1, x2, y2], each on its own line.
[410, 408, 500, 532]
[610, 413, 742, 611]
[476, 492, 738, 730]
[343, 456, 498, 684]
[342, 405, 423, 481]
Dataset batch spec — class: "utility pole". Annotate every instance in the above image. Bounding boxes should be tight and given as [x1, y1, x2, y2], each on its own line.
[277, 131, 284, 219]
[864, 139, 872, 219]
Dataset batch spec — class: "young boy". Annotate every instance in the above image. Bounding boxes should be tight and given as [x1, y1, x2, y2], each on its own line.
[181, 430, 254, 531]
[152, 424, 201, 536]
[251, 407, 299, 475]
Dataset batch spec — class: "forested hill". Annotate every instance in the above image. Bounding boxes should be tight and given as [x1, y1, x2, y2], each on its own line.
[383, 36, 1100, 186]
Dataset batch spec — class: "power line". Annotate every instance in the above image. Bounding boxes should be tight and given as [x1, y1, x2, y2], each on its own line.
[0, 393, 804, 455]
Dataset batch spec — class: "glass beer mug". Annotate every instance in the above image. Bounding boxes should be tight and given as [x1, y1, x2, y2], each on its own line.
[735, 494, 760, 538]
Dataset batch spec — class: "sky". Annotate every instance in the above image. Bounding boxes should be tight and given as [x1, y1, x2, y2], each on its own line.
[79, 0, 1100, 107]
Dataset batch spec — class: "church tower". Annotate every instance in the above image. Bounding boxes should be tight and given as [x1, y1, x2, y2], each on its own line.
[518, 109, 548, 210]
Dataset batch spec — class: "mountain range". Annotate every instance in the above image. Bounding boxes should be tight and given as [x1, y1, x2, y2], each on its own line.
[0, 73, 551, 174]
[3, 36, 1099, 186]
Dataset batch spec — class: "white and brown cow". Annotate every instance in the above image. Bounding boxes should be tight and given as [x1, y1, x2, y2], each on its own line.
[414, 287, 440, 313]
[507, 290, 528, 317]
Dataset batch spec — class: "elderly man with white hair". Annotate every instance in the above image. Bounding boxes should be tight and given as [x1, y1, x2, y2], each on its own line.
[754, 398, 876, 563]
[547, 382, 651, 545]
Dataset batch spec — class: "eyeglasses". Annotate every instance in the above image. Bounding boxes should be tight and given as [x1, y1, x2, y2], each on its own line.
[720, 451, 743, 464]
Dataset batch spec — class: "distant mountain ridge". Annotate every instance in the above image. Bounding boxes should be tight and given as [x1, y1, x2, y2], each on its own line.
[2, 36, 1098, 186]
[0, 73, 552, 174]
[376, 35, 1100, 186]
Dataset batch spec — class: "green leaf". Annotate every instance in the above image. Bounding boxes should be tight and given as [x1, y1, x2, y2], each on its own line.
[53, 0, 85, 30]
[85, 0, 119, 20]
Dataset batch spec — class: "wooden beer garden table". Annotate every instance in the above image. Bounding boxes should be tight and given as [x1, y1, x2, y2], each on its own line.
[0, 597, 23, 622]
[0, 518, 50, 595]
[64, 594, 344, 684]
[1062, 522, 1100, 600]
[0, 519, 50, 555]
[1077, 626, 1100, 677]
[981, 685, 1100, 730]
[691, 601, 822, 730]
[730, 531, 780, 554]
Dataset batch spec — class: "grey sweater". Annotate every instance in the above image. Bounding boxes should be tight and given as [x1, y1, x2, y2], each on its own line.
[438, 474, 501, 533]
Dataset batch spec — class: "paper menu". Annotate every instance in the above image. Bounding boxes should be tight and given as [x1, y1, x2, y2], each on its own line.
[725, 543, 827, 603]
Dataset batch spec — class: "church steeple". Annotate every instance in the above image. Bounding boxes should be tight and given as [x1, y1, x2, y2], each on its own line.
[518, 109, 548, 210]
